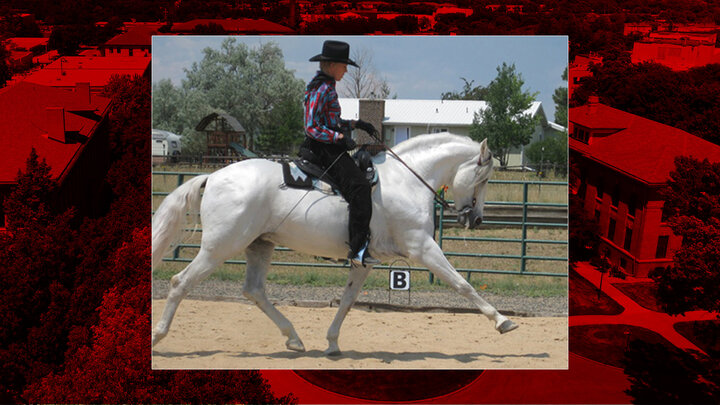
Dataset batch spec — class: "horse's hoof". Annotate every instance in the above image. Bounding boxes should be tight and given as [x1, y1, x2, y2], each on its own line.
[324, 348, 342, 357]
[286, 339, 306, 352]
[497, 319, 519, 334]
[151, 332, 165, 347]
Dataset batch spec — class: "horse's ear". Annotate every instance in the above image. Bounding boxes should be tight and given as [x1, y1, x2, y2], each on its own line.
[478, 138, 488, 165]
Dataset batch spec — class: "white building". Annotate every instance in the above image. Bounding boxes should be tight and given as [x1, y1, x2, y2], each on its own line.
[339, 98, 564, 168]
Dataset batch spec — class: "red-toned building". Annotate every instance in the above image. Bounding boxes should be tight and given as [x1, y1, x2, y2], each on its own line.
[569, 99, 720, 277]
[0, 82, 112, 229]
[98, 23, 160, 57]
[569, 54, 602, 98]
[631, 32, 720, 70]
[22, 55, 150, 93]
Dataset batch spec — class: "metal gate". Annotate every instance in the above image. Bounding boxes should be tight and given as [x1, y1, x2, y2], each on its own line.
[152, 171, 568, 279]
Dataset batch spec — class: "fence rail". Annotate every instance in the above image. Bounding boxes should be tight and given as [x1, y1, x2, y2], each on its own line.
[152, 171, 568, 280]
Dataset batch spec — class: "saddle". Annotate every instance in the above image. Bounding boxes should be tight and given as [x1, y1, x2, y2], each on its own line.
[281, 148, 378, 194]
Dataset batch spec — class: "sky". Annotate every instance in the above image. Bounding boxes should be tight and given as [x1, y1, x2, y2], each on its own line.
[152, 35, 568, 121]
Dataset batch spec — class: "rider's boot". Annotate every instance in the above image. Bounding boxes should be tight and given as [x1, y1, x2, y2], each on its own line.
[350, 240, 380, 266]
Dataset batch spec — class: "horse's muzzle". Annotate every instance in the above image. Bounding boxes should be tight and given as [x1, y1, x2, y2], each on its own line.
[458, 206, 482, 229]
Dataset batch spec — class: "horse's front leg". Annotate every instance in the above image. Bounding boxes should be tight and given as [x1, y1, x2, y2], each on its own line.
[410, 236, 518, 334]
[325, 264, 373, 356]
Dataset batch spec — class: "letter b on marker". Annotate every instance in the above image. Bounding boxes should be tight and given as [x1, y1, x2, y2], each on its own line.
[390, 270, 410, 290]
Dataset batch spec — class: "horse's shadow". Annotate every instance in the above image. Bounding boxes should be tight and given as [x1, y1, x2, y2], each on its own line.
[153, 349, 550, 364]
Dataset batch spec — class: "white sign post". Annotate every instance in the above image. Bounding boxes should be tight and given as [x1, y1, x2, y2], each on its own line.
[390, 270, 410, 291]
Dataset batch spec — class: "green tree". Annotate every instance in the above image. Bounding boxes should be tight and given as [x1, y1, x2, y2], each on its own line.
[151, 79, 183, 132]
[256, 96, 304, 154]
[525, 131, 568, 176]
[553, 67, 568, 126]
[181, 38, 305, 155]
[441, 77, 489, 100]
[469, 63, 540, 168]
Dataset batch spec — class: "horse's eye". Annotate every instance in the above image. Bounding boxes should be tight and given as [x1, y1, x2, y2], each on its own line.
[472, 198, 477, 206]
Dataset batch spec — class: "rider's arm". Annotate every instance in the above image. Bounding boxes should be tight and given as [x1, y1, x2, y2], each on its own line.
[304, 83, 344, 144]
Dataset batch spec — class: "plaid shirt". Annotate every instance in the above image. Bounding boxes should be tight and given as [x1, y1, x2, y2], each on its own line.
[304, 72, 348, 144]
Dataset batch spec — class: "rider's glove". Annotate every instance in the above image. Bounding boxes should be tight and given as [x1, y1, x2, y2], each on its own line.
[355, 120, 377, 136]
[341, 136, 357, 150]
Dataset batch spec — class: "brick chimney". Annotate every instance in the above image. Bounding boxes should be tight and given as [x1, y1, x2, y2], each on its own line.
[76, 82, 91, 105]
[46, 107, 66, 143]
[358, 99, 385, 154]
[587, 95, 600, 113]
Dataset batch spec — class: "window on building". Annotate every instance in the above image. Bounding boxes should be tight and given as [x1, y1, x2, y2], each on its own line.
[661, 203, 671, 223]
[596, 179, 604, 200]
[571, 125, 590, 144]
[595, 209, 601, 221]
[578, 179, 587, 200]
[608, 218, 616, 241]
[628, 193, 637, 217]
[620, 257, 627, 269]
[611, 184, 620, 207]
[0, 194, 5, 229]
[656, 235, 669, 258]
[624, 227, 633, 251]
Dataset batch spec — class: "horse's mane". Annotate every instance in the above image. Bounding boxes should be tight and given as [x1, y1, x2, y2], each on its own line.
[391, 132, 480, 156]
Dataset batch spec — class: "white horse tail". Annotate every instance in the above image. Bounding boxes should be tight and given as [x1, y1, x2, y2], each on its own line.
[152, 174, 209, 270]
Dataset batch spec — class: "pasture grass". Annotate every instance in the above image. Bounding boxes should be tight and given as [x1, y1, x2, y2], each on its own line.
[153, 226, 568, 297]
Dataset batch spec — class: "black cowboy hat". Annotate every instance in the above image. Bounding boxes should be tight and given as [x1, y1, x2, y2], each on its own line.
[309, 40, 358, 67]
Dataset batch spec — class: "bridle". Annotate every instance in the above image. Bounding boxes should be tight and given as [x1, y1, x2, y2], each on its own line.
[456, 152, 493, 225]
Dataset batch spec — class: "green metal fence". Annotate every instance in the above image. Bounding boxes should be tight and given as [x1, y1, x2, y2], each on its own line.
[152, 171, 568, 280]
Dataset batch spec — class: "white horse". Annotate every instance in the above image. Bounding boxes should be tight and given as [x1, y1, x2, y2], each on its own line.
[152, 133, 518, 356]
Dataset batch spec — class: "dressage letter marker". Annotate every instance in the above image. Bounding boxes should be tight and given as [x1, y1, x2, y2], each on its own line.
[390, 270, 410, 290]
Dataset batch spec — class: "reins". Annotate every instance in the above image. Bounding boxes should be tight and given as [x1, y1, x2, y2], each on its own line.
[365, 130, 453, 209]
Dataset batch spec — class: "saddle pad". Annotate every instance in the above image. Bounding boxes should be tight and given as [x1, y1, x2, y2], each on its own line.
[281, 161, 336, 194]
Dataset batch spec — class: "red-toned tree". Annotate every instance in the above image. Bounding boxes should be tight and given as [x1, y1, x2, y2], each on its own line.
[652, 157, 720, 314]
[25, 227, 295, 404]
[0, 150, 80, 402]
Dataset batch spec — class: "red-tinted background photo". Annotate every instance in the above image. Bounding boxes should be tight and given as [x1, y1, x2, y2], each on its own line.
[1, 1, 718, 403]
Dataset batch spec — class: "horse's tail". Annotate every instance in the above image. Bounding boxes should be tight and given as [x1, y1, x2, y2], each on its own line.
[152, 174, 209, 270]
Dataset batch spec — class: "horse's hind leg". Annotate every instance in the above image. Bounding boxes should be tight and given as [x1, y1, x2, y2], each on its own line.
[325, 264, 372, 356]
[411, 236, 518, 334]
[152, 249, 221, 346]
[243, 238, 305, 352]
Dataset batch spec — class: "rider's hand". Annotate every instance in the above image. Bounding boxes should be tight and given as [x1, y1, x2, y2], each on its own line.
[342, 136, 357, 150]
[355, 120, 377, 136]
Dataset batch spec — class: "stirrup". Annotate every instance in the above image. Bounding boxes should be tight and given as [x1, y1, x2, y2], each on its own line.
[350, 242, 380, 266]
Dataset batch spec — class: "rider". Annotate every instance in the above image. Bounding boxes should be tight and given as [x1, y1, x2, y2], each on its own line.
[301, 40, 380, 266]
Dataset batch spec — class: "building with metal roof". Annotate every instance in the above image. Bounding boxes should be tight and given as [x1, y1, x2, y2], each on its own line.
[339, 98, 562, 168]
[22, 55, 150, 92]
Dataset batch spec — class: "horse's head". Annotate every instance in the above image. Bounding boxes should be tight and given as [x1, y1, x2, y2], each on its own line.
[452, 138, 494, 229]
